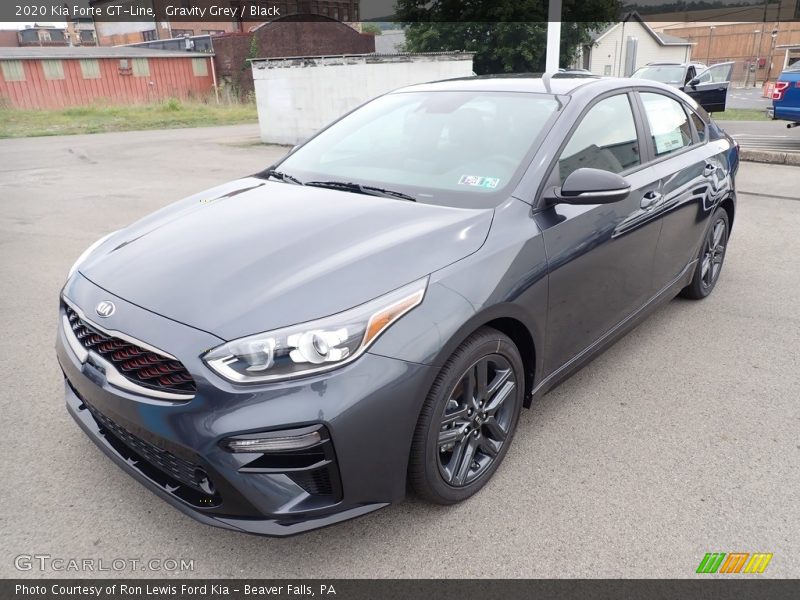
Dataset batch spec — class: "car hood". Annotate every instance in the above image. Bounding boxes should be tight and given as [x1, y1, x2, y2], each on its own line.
[80, 178, 492, 340]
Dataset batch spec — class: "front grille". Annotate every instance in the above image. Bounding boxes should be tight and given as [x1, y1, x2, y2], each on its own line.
[65, 304, 196, 396]
[85, 401, 208, 494]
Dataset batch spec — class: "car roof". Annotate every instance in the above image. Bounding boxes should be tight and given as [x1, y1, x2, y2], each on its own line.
[393, 73, 606, 96]
[644, 62, 706, 68]
[388, 74, 701, 112]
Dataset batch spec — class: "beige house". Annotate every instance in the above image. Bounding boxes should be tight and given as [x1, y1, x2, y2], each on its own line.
[576, 13, 694, 77]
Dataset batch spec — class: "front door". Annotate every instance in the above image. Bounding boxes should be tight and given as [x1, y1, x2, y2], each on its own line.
[683, 62, 734, 113]
[534, 92, 664, 376]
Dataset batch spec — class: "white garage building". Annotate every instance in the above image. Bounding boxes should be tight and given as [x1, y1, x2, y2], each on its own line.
[576, 12, 694, 77]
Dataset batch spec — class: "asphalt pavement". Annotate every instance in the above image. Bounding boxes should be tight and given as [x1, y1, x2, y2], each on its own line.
[717, 119, 800, 154]
[1, 125, 798, 578]
[726, 86, 771, 111]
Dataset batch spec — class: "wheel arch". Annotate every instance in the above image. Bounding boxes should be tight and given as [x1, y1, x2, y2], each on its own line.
[719, 194, 735, 232]
[482, 317, 537, 408]
[429, 304, 541, 409]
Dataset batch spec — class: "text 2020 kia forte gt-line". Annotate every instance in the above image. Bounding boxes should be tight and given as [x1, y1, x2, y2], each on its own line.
[57, 75, 738, 536]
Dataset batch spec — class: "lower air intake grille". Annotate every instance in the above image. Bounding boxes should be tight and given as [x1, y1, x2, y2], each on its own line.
[288, 469, 334, 496]
[85, 402, 205, 493]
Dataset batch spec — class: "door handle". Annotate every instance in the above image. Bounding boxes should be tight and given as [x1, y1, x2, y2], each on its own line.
[703, 163, 716, 176]
[640, 191, 661, 210]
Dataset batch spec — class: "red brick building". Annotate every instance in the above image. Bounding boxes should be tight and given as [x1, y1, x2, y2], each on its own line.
[0, 47, 215, 110]
[213, 15, 375, 96]
[0, 24, 98, 48]
[90, 0, 361, 45]
[0, 30, 19, 48]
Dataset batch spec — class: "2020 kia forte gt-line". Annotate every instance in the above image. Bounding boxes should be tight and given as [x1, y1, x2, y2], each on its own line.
[57, 74, 738, 536]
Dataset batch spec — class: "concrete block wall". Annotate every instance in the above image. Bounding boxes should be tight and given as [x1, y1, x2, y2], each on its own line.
[252, 53, 474, 145]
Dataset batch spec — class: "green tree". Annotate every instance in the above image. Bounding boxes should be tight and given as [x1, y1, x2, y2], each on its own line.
[361, 23, 383, 35]
[395, 0, 619, 75]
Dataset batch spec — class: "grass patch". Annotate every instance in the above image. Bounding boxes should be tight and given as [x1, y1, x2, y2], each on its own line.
[0, 100, 258, 138]
[713, 108, 770, 122]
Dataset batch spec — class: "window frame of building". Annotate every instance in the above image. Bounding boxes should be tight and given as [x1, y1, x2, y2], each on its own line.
[42, 59, 65, 81]
[18, 29, 38, 43]
[79, 59, 101, 80]
[142, 30, 157, 42]
[132, 57, 150, 77]
[0, 60, 26, 82]
[192, 58, 209, 77]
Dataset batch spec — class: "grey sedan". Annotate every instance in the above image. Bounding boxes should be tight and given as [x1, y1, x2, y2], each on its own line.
[57, 74, 738, 535]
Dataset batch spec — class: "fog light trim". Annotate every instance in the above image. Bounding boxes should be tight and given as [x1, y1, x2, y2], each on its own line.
[223, 430, 322, 453]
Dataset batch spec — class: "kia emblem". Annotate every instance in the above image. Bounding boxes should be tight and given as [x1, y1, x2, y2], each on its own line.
[96, 301, 115, 318]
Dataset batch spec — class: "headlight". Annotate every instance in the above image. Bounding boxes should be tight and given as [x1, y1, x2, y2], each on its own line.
[67, 231, 118, 279]
[203, 278, 428, 384]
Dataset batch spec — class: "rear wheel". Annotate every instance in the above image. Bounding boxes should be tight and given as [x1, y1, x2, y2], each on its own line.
[409, 327, 524, 504]
[680, 208, 730, 300]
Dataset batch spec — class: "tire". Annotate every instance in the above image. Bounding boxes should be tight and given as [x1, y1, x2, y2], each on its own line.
[680, 208, 730, 300]
[409, 327, 524, 504]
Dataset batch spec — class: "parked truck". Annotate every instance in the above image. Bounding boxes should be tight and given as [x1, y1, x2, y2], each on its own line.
[769, 63, 800, 128]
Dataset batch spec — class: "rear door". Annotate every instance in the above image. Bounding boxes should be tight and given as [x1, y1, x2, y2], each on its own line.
[683, 62, 734, 113]
[534, 92, 664, 375]
[636, 90, 730, 290]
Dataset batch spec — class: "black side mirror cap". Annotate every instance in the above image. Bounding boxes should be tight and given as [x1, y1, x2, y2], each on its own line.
[553, 168, 631, 205]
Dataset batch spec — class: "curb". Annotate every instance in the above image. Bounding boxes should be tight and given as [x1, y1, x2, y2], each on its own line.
[740, 148, 800, 165]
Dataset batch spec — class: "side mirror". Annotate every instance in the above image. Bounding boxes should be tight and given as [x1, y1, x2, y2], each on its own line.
[688, 77, 700, 87]
[554, 168, 631, 205]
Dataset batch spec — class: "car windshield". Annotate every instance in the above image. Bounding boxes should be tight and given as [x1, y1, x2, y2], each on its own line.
[785, 62, 800, 72]
[631, 66, 685, 84]
[272, 90, 561, 208]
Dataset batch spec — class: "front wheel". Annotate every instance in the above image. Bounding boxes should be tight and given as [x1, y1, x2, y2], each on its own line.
[409, 327, 524, 504]
[680, 208, 730, 300]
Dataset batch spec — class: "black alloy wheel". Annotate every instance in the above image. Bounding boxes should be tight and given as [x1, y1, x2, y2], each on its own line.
[681, 208, 730, 300]
[409, 327, 524, 504]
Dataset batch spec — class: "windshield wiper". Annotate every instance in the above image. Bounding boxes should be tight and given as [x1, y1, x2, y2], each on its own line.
[260, 169, 304, 186]
[305, 181, 416, 202]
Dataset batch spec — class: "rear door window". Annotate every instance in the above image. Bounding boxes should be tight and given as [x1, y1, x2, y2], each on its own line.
[640, 93, 693, 157]
[689, 111, 707, 142]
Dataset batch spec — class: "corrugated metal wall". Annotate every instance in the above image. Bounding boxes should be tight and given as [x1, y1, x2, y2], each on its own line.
[0, 56, 214, 109]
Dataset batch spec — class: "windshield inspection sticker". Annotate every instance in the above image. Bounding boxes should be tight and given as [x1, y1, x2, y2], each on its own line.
[459, 175, 500, 189]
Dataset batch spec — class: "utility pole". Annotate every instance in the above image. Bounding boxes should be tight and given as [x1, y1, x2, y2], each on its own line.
[765, 28, 779, 84]
[545, 0, 562, 72]
[745, 30, 760, 88]
[706, 26, 715, 64]
[754, 0, 769, 86]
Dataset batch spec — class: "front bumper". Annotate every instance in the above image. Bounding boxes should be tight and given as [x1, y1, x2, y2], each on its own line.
[57, 275, 437, 536]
